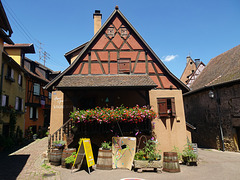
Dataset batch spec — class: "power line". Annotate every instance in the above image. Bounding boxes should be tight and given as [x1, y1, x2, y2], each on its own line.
[2, 0, 39, 47]
[2, 0, 68, 71]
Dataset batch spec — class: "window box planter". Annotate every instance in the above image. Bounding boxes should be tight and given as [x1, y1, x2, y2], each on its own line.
[133, 160, 162, 173]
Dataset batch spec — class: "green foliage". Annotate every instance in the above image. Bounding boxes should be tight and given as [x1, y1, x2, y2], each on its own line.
[134, 150, 146, 160]
[172, 146, 182, 161]
[101, 141, 111, 149]
[41, 163, 51, 170]
[134, 137, 161, 161]
[182, 142, 198, 162]
[65, 152, 77, 164]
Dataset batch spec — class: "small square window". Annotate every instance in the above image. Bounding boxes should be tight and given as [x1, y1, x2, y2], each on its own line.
[121, 27, 128, 37]
[157, 98, 176, 117]
[107, 27, 115, 38]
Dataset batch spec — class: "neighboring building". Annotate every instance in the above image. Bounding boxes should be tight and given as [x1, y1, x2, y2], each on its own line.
[186, 61, 205, 87]
[180, 56, 205, 87]
[45, 7, 190, 153]
[4, 44, 59, 136]
[184, 44, 240, 151]
[22, 57, 58, 135]
[0, 51, 26, 137]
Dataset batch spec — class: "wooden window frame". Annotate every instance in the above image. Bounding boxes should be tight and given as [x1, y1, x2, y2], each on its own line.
[157, 97, 176, 117]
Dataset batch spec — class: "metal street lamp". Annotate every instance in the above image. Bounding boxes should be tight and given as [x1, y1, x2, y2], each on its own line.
[209, 89, 225, 151]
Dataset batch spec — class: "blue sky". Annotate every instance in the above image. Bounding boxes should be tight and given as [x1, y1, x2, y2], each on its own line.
[2, 0, 240, 78]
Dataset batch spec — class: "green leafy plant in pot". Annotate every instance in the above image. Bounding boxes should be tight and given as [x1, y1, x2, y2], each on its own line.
[101, 141, 111, 150]
[65, 152, 77, 169]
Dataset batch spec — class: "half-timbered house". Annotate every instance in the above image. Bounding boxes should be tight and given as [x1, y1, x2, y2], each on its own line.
[45, 7, 190, 153]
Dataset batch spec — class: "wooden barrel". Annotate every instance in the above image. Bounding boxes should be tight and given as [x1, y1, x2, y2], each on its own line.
[49, 149, 62, 166]
[61, 148, 76, 168]
[163, 152, 180, 173]
[97, 148, 112, 170]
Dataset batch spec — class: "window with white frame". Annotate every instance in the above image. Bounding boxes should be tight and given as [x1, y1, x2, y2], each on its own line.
[33, 83, 40, 96]
[2, 95, 9, 107]
[30, 107, 38, 119]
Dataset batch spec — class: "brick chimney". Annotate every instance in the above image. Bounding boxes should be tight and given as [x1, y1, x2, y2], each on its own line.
[93, 10, 102, 35]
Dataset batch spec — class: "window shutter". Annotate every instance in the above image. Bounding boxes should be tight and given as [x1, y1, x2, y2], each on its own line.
[118, 59, 130, 73]
[171, 98, 176, 116]
[157, 98, 168, 116]
[15, 97, 19, 110]
[30, 107, 33, 118]
[36, 108, 38, 119]
[11, 69, 14, 79]
[2, 95, 6, 106]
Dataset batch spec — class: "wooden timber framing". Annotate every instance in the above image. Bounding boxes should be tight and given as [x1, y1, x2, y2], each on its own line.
[45, 7, 189, 93]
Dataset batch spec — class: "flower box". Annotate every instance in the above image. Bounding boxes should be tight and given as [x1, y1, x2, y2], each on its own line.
[133, 160, 162, 173]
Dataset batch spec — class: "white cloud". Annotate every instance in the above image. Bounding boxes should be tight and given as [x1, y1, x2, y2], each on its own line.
[162, 55, 178, 62]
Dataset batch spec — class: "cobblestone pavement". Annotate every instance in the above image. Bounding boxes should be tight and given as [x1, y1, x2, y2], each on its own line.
[1, 138, 240, 180]
[0, 137, 60, 180]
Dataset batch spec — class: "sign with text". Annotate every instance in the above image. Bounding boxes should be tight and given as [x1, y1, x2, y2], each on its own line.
[73, 138, 95, 170]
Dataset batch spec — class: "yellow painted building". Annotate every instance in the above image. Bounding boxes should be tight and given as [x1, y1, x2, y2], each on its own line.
[0, 51, 26, 136]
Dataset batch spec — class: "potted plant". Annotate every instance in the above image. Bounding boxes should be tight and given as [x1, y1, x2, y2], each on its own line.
[133, 137, 162, 173]
[52, 140, 66, 149]
[65, 152, 77, 169]
[97, 141, 112, 170]
[101, 141, 111, 150]
[182, 142, 198, 166]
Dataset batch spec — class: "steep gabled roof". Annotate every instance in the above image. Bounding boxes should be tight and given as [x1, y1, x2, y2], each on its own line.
[0, 1, 12, 35]
[45, 7, 189, 92]
[190, 44, 240, 90]
[64, 42, 88, 64]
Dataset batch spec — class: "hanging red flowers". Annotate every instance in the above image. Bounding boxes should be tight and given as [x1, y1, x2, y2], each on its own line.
[69, 105, 156, 124]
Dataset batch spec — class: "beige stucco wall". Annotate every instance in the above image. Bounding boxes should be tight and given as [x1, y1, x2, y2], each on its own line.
[149, 89, 188, 153]
[50, 90, 64, 134]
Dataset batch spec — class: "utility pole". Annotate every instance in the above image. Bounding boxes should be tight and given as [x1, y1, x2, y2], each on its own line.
[38, 41, 43, 62]
[43, 51, 50, 66]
